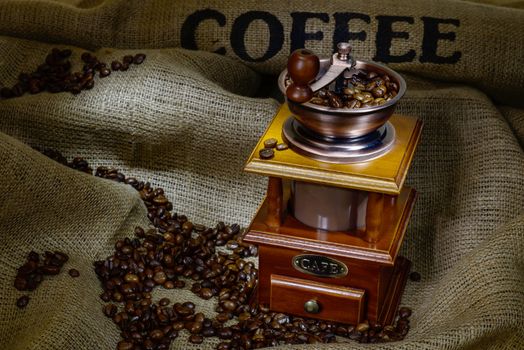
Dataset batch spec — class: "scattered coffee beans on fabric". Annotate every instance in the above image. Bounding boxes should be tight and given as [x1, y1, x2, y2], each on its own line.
[33, 148, 413, 349]
[0, 49, 146, 99]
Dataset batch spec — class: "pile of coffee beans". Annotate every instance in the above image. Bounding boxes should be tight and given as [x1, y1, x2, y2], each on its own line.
[259, 138, 288, 160]
[36, 148, 413, 349]
[14, 250, 71, 308]
[285, 70, 399, 109]
[0, 48, 146, 99]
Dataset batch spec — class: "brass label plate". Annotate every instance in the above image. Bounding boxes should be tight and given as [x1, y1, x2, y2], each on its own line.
[292, 254, 348, 278]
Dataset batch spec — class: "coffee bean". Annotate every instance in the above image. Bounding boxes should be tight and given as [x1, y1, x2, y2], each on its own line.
[328, 94, 343, 108]
[116, 340, 134, 350]
[120, 283, 136, 294]
[216, 312, 231, 323]
[202, 327, 216, 337]
[174, 305, 193, 316]
[276, 143, 288, 151]
[84, 79, 95, 90]
[0, 87, 14, 98]
[18, 262, 37, 275]
[182, 221, 193, 231]
[399, 307, 412, 318]
[28, 81, 41, 94]
[99, 68, 111, 78]
[27, 251, 39, 262]
[111, 61, 122, 71]
[372, 86, 385, 98]
[70, 86, 82, 95]
[218, 327, 233, 339]
[124, 273, 139, 283]
[187, 321, 203, 334]
[354, 93, 365, 102]
[310, 96, 327, 105]
[361, 91, 373, 99]
[193, 224, 206, 232]
[396, 318, 410, 329]
[409, 271, 421, 281]
[99, 291, 111, 302]
[259, 148, 274, 160]
[194, 312, 205, 323]
[159, 298, 170, 306]
[14, 277, 27, 291]
[48, 252, 66, 265]
[153, 271, 166, 284]
[95, 62, 107, 71]
[133, 53, 146, 64]
[356, 321, 370, 333]
[347, 99, 361, 109]
[200, 287, 213, 300]
[365, 82, 376, 91]
[16, 295, 29, 308]
[81, 52, 92, 62]
[367, 71, 378, 79]
[362, 96, 374, 104]
[253, 329, 265, 342]
[103, 303, 118, 317]
[40, 265, 60, 275]
[374, 98, 386, 105]
[123, 55, 134, 64]
[217, 342, 231, 350]
[343, 87, 355, 95]
[68, 268, 80, 277]
[221, 300, 237, 312]
[226, 240, 239, 250]
[189, 334, 203, 344]
[263, 138, 278, 148]
[153, 194, 168, 206]
[149, 329, 164, 341]
[183, 301, 195, 310]
[166, 322, 182, 334]
[112, 291, 123, 302]
[388, 82, 398, 92]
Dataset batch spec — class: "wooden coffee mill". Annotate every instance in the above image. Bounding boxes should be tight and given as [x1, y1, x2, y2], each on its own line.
[242, 43, 422, 326]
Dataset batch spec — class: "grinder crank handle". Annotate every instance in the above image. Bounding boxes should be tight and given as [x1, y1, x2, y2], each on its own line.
[286, 43, 357, 104]
[286, 42, 356, 103]
[309, 42, 356, 92]
[285, 49, 320, 104]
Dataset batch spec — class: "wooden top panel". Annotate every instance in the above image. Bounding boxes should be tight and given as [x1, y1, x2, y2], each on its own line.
[244, 104, 422, 194]
[243, 187, 416, 266]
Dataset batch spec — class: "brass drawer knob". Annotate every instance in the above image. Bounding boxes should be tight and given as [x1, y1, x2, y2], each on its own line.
[304, 299, 320, 314]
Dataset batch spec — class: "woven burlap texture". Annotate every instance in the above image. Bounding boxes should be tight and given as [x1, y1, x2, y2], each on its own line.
[0, 0, 523, 104]
[1, 1, 523, 349]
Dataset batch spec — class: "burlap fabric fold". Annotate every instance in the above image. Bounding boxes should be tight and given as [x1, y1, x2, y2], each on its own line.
[1, 0, 523, 104]
[0, 1, 523, 349]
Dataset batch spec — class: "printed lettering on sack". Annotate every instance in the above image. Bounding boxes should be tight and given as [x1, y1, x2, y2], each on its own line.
[181, 10, 461, 64]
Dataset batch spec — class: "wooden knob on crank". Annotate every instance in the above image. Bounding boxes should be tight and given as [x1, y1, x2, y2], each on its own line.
[286, 49, 320, 103]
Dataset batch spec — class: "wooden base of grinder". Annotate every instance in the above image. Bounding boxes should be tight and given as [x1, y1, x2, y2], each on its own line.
[243, 186, 416, 326]
[248, 255, 411, 326]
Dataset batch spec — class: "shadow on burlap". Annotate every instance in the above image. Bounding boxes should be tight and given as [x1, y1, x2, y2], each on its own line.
[1, 1, 524, 349]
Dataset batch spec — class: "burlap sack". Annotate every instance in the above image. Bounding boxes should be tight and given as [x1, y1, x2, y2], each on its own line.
[0, 1, 523, 349]
[1, 0, 523, 104]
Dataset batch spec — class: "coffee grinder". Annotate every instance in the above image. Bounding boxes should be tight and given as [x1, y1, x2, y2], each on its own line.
[242, 43, 422, 326]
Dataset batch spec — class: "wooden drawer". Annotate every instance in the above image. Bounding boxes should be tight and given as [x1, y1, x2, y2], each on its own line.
[270, 274, 365, 324]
